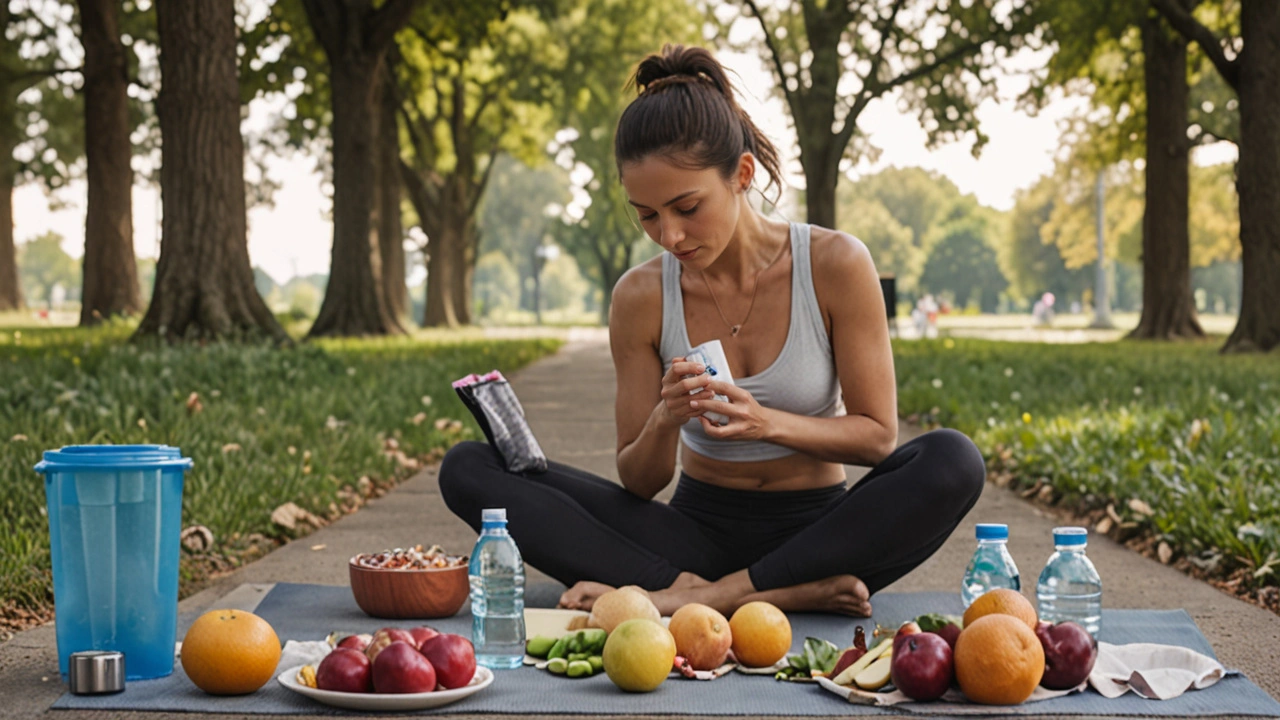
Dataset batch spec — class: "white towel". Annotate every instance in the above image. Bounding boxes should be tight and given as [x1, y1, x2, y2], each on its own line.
[1089, 641, 1227, 700]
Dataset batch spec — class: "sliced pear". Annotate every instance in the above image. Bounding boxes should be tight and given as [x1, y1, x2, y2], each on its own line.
[830, 637, 892, 686]
[853, 654, 893, 691]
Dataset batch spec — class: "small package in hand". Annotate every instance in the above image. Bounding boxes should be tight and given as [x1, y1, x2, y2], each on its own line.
[452, 371, 548, 474]
[684, 339, 735, 426]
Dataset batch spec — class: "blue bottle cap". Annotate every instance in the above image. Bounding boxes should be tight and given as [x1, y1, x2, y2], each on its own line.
[975, 523, 1008, 540]
[1053, 527, 1088, 546]
[481, 508, 507, 525]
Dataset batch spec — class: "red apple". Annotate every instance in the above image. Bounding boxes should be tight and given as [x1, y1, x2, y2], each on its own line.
[337, 633, 371, 652]
[934, 623, 961, 651]
[830, 646, 867, 679]
[409, 626, 440, 651]
[316, 647, 372, 693]
[366, 627, 417, 662]
[890, 632, 954, 702]
[372, 641, 437, 693]
[419, 633, 477, 690]
[892, 621, 922, 655]
[1036, 620, 1098, 690]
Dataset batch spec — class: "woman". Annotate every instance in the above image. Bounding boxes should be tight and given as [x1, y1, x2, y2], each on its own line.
[440, 44, 985, 617]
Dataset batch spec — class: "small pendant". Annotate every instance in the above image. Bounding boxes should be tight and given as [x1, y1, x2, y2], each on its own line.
[731, 325, 741, 337]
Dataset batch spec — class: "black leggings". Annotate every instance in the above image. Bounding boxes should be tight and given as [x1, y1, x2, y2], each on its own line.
[438, 429, 985, 595]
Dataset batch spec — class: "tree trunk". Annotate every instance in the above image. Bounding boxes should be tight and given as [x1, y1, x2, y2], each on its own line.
[447, 214, 474, 326]
[798, 136, 841, 229]
[1129, 12, 1203, 340]
[375, 71, 407, 322]
[77, 0, 141, 326]
[306, 60, 402, 337]
[423, 221, 461, 327]
[0, 181, 20, 311]
[1223, 1, 1280, 353]
[301, 0, 421, 338]
[136, 0, 287, 342]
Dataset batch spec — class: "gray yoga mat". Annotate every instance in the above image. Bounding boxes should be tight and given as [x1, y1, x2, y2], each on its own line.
[53, 582, 1280, 716]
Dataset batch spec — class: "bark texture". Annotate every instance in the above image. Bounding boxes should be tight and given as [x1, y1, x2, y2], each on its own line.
[376, 70, 407, 321]
[135, 0, 287, 342]
[1129, 9, 1203, 340]
[0, 182, 20, 311]
[1223, 1, 1280, 352]
[77, 0, 142, 325]
[301, 0, 419, 338]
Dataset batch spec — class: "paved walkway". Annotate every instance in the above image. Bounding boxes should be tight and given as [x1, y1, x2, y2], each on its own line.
[2, 331, 1276, 719]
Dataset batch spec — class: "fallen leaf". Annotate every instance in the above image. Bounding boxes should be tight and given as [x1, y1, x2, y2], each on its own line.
[181, 525, 214, 552]
[411, 412, 427, 426]
[10, 434, 27, 442]
[1095, 517, 1114, 535]
[1128, 498, 1154, 517]
[310, 544, 327, 551]
[1157, 542, 1173, 565]
[221, 443, 242, 454]
[185, 392, 203, 415]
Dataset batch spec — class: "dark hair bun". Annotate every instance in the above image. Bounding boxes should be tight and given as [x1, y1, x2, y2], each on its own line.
[617, 44, 783, 201]
[634, 45, 731, 99]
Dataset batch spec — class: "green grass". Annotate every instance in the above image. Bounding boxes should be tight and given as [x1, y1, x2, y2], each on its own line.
[0, 322, 561, 613]
[894, 337, 1280, 588]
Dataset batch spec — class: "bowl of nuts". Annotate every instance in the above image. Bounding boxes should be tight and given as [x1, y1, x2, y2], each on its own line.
[349, 545, 470, 619]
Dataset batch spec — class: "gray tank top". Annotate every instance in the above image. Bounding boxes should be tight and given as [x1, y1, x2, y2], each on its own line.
[660, 222, 843, 462]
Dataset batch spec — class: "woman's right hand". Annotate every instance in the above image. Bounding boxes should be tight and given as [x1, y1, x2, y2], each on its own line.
[659, 356, 711, 427]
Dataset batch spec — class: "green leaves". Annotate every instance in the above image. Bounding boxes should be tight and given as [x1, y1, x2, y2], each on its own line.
[779, 636, 841, 679]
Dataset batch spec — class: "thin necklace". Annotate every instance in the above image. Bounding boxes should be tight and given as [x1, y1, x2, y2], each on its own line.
[698, 238, 789, 337]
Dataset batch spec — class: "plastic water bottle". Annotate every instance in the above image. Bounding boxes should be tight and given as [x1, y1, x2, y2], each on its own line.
[961, 523, 1021, 608]
[1036, 527, 1102, 637]
[469, 508, 526, 669]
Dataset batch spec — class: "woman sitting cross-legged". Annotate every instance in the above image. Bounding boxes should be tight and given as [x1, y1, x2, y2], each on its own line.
[439, 44, 985, 618]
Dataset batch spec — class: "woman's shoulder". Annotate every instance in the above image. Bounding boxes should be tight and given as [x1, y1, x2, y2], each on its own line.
[609, 255, 665, 333]
[806, 225, 874, 280]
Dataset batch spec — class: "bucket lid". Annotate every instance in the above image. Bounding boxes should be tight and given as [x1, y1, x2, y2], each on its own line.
[34, 444, 193, 473]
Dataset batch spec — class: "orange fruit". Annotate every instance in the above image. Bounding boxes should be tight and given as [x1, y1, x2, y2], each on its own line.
[602, 619, 677, 692]
[728, 601, 791, 668]
[181, 609, 281, 695]
[954, 614, 1045, 704]
[962, 588, 1038, 630]
[668, 603, 733, 670]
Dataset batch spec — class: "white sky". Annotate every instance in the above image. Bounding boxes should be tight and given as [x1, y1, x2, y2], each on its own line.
[12, 46, 1238, 286]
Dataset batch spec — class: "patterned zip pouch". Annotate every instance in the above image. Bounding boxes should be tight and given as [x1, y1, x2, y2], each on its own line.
[453, 371, 548, 474]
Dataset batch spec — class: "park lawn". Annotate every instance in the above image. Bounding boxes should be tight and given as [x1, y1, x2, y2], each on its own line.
[895, 337, 1280, 598]
[0, 322, 561, 620]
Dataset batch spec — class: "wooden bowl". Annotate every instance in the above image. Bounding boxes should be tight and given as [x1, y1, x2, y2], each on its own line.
[348, 560, 470, 619]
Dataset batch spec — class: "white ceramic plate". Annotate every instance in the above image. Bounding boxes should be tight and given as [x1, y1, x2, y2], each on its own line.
[277, 665, 493, 711]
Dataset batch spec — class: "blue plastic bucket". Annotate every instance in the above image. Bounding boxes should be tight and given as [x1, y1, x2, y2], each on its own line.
[35, 445, 193, 680]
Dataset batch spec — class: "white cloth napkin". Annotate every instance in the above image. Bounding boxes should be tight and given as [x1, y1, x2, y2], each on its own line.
[277, 639, 333, 673]
[1088, 641, 1227, 699]
[817, 641, 1227, 708]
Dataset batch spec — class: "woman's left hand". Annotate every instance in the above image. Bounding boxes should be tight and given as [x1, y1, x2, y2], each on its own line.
[691, 381, 772, 441]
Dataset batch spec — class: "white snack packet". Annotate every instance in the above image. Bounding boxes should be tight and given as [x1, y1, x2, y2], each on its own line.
[684, 339, 735, 426]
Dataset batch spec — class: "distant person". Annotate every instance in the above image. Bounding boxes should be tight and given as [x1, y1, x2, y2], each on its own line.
[438, 45, 984, 618]
[1032, 292, 1056, 327]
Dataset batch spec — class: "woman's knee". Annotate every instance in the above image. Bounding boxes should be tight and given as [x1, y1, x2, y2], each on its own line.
[915, 428, 986, 505]
[438, 441, 500, 509]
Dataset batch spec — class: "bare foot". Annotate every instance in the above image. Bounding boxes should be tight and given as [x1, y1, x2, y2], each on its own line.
[648, 572, 871, 617]
[557, 581, 614, 611]
[745, 575, 872, 617]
